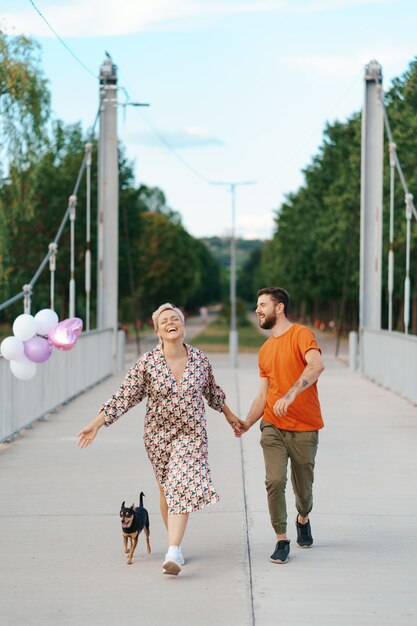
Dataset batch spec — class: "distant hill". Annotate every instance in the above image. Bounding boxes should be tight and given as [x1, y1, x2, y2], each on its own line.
[200, 236, 266, 270]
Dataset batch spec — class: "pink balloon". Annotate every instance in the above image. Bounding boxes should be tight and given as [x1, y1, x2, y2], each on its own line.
[48, 317, 83, 351]
[24, 335, 53, 363]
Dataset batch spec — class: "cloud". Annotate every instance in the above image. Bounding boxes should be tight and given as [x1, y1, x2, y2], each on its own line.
[281, 44, 417, 78]
[291, 0, 393, 14]
[128, 126, 225, 149]
[236, 212, 274, 239]
[2, 1, 284, 39]
[2, 0, 394, 39]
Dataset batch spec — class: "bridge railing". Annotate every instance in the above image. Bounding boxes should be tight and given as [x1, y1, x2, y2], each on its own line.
[0, 328, 113, 443]
[361, 328, 417, 405]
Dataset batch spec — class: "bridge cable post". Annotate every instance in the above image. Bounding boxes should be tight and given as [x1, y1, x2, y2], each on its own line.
[85, 142, 93, 332]
[404, 192, 413, 334]
[48, 242, 58, 311]
[23, 284, 32, 315]
[97, 56, 119, 371]
[388, 142, 396, 331]
[359, 60, 384, 369]
[68, 194, 77, 318]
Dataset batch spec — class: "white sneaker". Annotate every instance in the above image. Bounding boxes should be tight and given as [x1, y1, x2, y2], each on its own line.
[178, 544, 185, 566]
[163, 546, 182, 576]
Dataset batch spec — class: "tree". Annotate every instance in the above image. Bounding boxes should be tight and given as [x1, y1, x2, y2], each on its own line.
[0, 31, 50, 294]
[0, 31, 50, 169]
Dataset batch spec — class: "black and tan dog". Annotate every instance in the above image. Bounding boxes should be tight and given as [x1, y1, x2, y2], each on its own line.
[120, 492, 151, 565]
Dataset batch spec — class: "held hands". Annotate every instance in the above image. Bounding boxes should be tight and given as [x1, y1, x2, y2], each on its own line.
[225, 412, 248, 438]
[225, 413, 251, 438]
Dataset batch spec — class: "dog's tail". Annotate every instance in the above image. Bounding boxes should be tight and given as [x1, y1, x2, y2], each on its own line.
[139, 492, 145, 508]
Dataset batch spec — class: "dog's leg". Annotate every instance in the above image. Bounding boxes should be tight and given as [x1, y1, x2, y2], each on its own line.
[144, 525, 151, 554]
[123, 535, 129, 554]
[127, 536, 138, 565]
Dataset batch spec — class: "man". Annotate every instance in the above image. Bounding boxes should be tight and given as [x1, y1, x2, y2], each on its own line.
[238, 287, 325, 564]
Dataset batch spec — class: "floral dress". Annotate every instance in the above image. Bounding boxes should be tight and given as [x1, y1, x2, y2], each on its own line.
[101, 344, 226, 514]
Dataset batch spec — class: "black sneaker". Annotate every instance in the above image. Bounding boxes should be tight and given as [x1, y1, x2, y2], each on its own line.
[296, 515, 313, 548]
[270, 540, 290, 564]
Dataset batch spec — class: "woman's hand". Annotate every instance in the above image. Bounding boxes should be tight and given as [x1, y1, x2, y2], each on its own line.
[224, 411, 247, 438]
[76, 413, 105, 448]
[233, 419, 251, 438]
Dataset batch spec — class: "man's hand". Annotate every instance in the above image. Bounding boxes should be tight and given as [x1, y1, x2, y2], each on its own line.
[233, 419, 251, 438]
[273, 390, 295, 417]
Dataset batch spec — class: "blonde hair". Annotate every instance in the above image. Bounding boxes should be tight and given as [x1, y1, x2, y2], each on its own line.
[151, 303, 185, 332]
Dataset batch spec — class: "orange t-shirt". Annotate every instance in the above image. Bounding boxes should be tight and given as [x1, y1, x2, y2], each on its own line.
[259, 324, 324, 432]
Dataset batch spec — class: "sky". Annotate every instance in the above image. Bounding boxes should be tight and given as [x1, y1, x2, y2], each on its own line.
[2, 0, 417, 240]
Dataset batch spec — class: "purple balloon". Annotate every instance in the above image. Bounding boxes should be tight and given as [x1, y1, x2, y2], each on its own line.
[48, 317, 83, 351]
[24, 335, 53, 363]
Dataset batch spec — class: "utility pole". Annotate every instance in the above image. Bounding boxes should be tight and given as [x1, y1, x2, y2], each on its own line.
[360, 60, 384, 336]
[97, 55, 119, 367]
[211, 180, 256, 368]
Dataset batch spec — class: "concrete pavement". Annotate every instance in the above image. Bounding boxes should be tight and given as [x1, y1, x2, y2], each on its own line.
[1, 335, 417, 625]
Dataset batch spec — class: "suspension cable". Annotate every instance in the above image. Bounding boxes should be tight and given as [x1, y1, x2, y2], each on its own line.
[375, 79, 416, 333]
[0, 110, 100, 314]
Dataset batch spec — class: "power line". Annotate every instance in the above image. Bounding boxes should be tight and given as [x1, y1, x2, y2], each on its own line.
[27, 0, 97, 79]
[135, 108, 215, 185]
[117, 68, 215, 185]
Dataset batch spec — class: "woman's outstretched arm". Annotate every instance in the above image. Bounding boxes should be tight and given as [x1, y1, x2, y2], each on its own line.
[76, 411, 105, 448]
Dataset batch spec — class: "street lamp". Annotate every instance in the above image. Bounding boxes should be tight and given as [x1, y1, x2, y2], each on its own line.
[211, 180, 256, 368]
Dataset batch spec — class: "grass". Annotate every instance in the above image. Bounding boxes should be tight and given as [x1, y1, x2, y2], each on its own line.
[190, 316, 266, 353]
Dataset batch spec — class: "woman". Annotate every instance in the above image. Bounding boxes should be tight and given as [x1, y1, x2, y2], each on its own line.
[77, 303, 240, 576]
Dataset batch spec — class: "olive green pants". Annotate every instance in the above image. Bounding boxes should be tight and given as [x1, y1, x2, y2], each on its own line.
[260, 420, 319, 535]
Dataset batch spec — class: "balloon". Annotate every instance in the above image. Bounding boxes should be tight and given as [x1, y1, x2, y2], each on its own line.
[35, 309, 59, 336]
[10, 356, 37, 381]
[0, 336, 24, 361]
[13, 314, 37, 342]
[48, 317, 83, 351]
[24, 335, 53, 363]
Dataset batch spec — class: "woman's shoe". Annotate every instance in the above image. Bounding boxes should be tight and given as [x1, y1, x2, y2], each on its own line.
[163, 546, 182, 575]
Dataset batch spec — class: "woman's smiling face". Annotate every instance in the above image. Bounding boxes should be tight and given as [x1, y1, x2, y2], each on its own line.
[157, 310, 184, 342]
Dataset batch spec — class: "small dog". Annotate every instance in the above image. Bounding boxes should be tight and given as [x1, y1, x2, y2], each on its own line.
[120, 492, 151, 565]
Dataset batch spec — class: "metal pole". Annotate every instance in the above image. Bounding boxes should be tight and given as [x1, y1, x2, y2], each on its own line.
[359, 60, 384, 340]
[210, 180, 256, 369]
[97, 56, 119, 369]
[48, 242, 58, 311]
[85, 142, 92, 332]
[404, 192, 412, 334]
[68, 194, 77, 318]
[23, 284, 32, 314]
[388, 142, 395, 331]
[229, 184, 238, 369]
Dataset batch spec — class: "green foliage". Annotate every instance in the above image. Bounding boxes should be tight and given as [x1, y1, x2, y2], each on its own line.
[0, 31, 50, 168]
[201, 236, 264, 269]
[245, 59, 417, 332]
[191, 316, 265, 352]
[237, 246, 266, 303]
[0, 31, 50, 290]
[219, 298, 251, 326]
[0, 123, 222, 324]
[130, 211, 220, 321]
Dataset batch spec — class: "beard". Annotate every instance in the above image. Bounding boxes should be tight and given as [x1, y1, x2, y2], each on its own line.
[258, 311, 277, 329]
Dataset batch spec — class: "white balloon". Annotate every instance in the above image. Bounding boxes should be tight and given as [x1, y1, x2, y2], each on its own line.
[35, 309, 59, 336]
[10, 356, 37, 381]
[0, 336, 24, 361]
[13, 314, 37, 342]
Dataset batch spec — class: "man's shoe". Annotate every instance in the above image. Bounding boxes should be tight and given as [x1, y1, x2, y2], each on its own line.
[296, 515, 313, 548]
[163, 546, 182, 575]
[270, 540, 290, 564]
